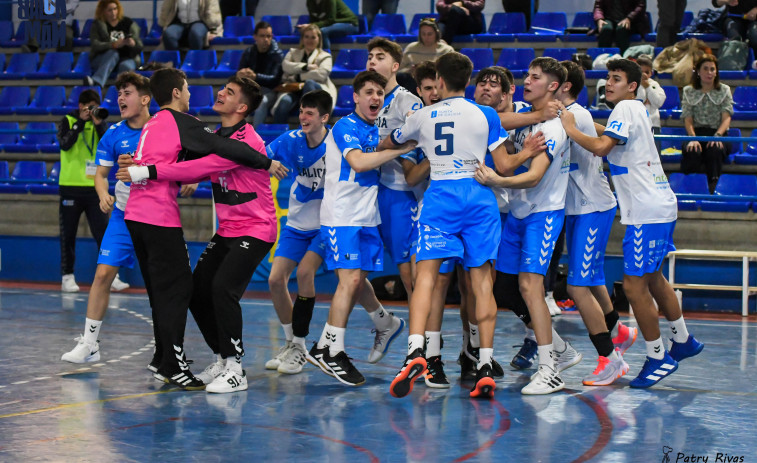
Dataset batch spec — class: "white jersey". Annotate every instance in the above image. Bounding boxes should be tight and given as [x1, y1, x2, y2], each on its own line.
[377, 85, 423, 191]
[320, 113, 382, 227]
[565, 102, 617, 216]
[497, 100, 532, 213]
[391, 96, 508, 181]
[508, 114, 570, 219]
[604, 99, 677, 225]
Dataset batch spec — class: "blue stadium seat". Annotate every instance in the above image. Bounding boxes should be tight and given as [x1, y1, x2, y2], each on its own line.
[141, 50, 182, 76]
[346, 15, 370, 44]
[21, 122, 58, 153]
[101, 85, 119, 114]
[188, 85, 215, 115]
[0, 87, 30, 115]
[1, 21, 26, 48]
[408, 13, 440, 36]
[262, 15, 296, 43]
[517, 12, 566, 41]
[476, 12, 525, 43]
[0, 53, 39, 80]
[513, 86, 524, 102]
[257, 124, 289, 144]
[31, 52, 73, 79]
[732, 86, 757, 120]
[144, 22, 162, 46]
[63, 51, 92, 79]
[577, 87, 589, 107]
[669, 173, 709, 194]
[133, 18, 148, 38]
[465, 84, 475, 101]
[369, 13, 407, 38]
[563, 12, 596, 42]
[73, 19, 94, 46]
[726, 128, 743, 157]
[0, 20, 13, 43]
[0, 122, 19, 148]
[205, 50, 244, 78]
[700, 200, 750, 212]
[333, 85, 354, 116]
[715, 174, 757, 196]
[495, 48, 534, 77]
[460, 48, 494, 74]
[0, 160, 8, 178]
[180, 50, 218, 78]
[0, 158, 28, 193]
[29, 161, 60, 194]
[677, 199, 699, 211]
[332, 49, 368, 79]
[15, 86, 65, 115]
[51, 85, 102, 115]
[542, 47, 576, 61]
[659, 127, 686, 163]
[586, 47, 621, 61]
[213, 16, 255, 45]
[11, 161, 47, 182]
[659, 86, 680, 119]
[746, 128, 757, 155]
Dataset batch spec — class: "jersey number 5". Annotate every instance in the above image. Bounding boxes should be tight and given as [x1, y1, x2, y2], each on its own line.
[434, 122, 454, 156]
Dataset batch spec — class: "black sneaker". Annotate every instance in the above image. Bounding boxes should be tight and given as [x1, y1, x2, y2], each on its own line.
[306, 343, 333, 377]
[322, 350, 365, 386]
[390, 348, 427, 398]
[470, 363, 496, 399]
[424, 355, 450, 388]
[491, 358, 505, 378]
[459, 349, 477, 381]
[164, 370, 206, 390]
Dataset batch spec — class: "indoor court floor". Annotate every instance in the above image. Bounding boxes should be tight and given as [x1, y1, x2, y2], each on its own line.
[0, 286, 756, 462]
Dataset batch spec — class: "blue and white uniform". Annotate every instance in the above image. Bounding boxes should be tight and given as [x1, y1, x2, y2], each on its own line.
[320, 113, 383, 271]
[564, 102, 618, 286]
[391, 97, 507, 268]
[94, 120, 141, 268]
[497, 111, 570, 276]
[376, 85, 423, 265]
[267, 129, 328, 262]
[603, 99, 677, 276]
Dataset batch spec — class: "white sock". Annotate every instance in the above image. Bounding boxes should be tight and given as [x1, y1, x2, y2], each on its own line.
[292, 335, 306, 348]
[83, 318, 102, 344]
[551, 327, 567, 352]
[478, 347, 493, 369]
[537, 344, 555, 369]
[645, 337, 665, 360]
[668, 316, 690, 343]
[367, 305, 393, 331]
[282, 323, 293, 342]
[408, 334, 425, 354]
[216, 353, 223, 364]
[610, 322, 620, 338]
[462, 328, 470, 351]
[317, 324, 333, 349]
[525, 327, 536, 341]
[327, 326, 346, 356]
[468, 322, 480, 348]
[546, 290, 554, 300]
[225, 355, 242, 374]
[425, 331, 441, 357]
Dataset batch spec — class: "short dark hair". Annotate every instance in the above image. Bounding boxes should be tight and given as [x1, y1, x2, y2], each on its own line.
[501, 67, 515, 87]
[560, 60, 584, 100]
[636, 55, 653, 69]
[367, 37, 403, 65]
[227, 73, 262, 116]
[692, 54, 720, 90]
[150, 68, 187, 107]
[529, 57, 567, 90]
[78, 89, 101, 105]
[353, 70, 388, 93]
[300, 89, 333, 116]
[436, 52, 472, 92]
[115, 71, 151, 96]
[606, 58, 642, 95]
[413, 60, 436, 84]
[254, 21, 272, 35]
[475, 66, 511, 94]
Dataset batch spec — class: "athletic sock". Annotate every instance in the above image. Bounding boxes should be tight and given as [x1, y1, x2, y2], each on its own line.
[282, 323, 293, 342]
[668, 316, 690, 343]
[468, 322, 480, 348]
[368, 305, 393, 331]
[291, 295, 316, 338]
[551, 327, 567, 352]
[645, 338, 665, 360]
[83, 318, 102, 345]
[292, 335, 307, 349]
[462, 328, 470, 353]
[317, 323, 334, 349]
[525, 327, 536, 342]
[226, 356, 242, 374]
[425, 331, 441, 357]
[589, 331, 615, 358]
[408, 334, 425, 355]
[605, 309, 620, 336]
[327, 326, 346, 356]
[537, 344, 555, 370]
[478, 347, 493, 370]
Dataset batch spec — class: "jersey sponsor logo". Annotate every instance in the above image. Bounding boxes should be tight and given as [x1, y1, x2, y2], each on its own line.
[298, 167, 325, 179]
[344, 134, 356, 143]
[608, 120, 623, 132]
[546, 139, 556, 153]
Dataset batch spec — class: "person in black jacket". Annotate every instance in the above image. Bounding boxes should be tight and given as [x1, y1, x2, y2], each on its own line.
[715, 0, 757, 55]
[238, 21, 284, 127]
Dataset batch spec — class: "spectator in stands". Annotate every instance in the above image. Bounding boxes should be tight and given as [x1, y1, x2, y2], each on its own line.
[363, 0, 399, 27]
[239, 21, 284, 127]
[502, 0, 538, 30]
[84, 0, 143, 88]
[397, 17, 453, 95]
[56, 89, 110, 293]
[657, 0, 686, 48]
[299, 0, 359, 50]
[636, 55, 666, 155]
[220, 0, 258, 20]
[159, 0, 223, 50]
[681, 54, 733, 193]
[593, 0, 649, 54]
[436, 0, 485, 45]
[272, 25, 336, 123]
[714, 0, 757, 55]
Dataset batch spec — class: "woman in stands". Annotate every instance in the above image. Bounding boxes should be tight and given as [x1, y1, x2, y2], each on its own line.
[85, 0, 143, 88]
[272, 25, 337, 123]
[681, 54, 734, 193]
[396, 17, 453, 92]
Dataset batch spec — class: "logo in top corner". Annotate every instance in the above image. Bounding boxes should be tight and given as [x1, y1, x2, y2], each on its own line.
[18, 0, 67, 49]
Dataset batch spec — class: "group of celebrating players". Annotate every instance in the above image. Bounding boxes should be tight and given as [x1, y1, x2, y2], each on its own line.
[60, 36, 704, 399]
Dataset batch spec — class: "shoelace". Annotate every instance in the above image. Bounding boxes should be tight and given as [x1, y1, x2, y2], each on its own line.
[592, 357, 610, 375]
[371, 328, 387, 348]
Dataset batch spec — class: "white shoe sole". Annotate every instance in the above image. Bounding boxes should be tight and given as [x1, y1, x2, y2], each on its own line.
[557, 351, 583, 372]
[521, 382, 565, 395]
[206, 379, 248, 393]
[278, 363, 305, 374]
[61, 351, 100, 364]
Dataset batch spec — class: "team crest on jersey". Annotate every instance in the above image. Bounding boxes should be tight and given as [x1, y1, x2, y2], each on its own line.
[608, 120, 623, 132]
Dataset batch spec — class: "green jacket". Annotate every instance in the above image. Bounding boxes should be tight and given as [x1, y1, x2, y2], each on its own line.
[57, 113, 106, 187]
[307, 0, 358, 28]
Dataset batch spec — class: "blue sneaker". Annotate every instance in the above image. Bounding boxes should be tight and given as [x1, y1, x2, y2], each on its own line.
[510, 338, 538, 370]
[668, 335, 704, 362]
[629, 352, 679, 388]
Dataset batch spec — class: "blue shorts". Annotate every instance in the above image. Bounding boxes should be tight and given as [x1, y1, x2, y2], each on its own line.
[97, 207, 136, 268]
[622, 221, 676, 277]
[496, 210, 565, 276]
[378, 185, 418, 265]
[565, 207, 616, 286]
[274, 226, 326, 262]
[321, 225, 383, 271]
[416, 178, 500, 269]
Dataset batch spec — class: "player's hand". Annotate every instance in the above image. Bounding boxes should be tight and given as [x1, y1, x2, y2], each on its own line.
[268, 160, 289, 180]
[541, 100, 561, 120]
[118, 154, 135, 168]
[179, 183, 198, 197]
[686, 141, 702, 152]
[115, 167, 132, 182]
[522, 131, 547, 158]
[397, 140, 418, 154]
[99, 194, 114, 213]
[556, 102, 576, 129]
[474, 163, 500, 187]
[706, 140, 724, 150]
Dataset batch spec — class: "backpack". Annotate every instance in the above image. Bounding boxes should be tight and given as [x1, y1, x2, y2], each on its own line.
[718, 40, 749, 71]
[684, 8, 726, 34]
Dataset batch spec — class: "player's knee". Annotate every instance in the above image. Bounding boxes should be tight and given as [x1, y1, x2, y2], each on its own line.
[92, 265, 117, 288]
[295, 265, 316, 287]
[268, 271, 287, 290]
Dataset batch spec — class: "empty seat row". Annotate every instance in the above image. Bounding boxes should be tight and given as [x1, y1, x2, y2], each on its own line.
[670, 173, 757, 212]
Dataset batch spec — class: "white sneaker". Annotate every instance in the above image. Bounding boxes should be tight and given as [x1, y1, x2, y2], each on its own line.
[195, 358, 226, 384]
[278, 342, 307, 374]
[265, 341, 291, 370]
[62, 274, 80, 293]
[582, 355, 629, 386]
[546, 292, 561, 316]
[110, 274, 130, 292]
[554, 342, 583, 372]
[206, 367, 248, 393]
[61, 336, 100, 363]
[368, 315, 405, 363]
[522, 364, 565, 395]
